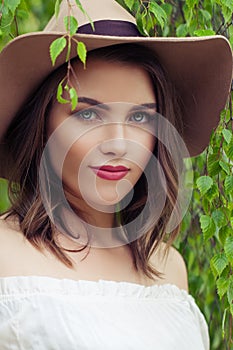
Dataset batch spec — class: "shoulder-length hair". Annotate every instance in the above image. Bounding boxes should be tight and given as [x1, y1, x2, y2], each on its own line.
[3, 43, 183, 280]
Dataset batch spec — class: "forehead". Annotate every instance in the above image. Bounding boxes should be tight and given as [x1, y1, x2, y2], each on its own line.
[71, 58, 156, 104]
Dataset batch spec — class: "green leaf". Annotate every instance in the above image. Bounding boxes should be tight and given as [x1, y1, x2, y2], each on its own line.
[227, 277, 233, 304]
[75, 0, 87, 14]
[0, 5, 14, 33]
[57, 81, 69, 104]
[219, 226, 232, 245]
[225, 0, 233, 11]
[55, 0, 61, 18]
[135, 8, 147, 36]
[162, 3, 173, 16]
[225, 139, 233, 160]
[145, 12, 154, 36]
[70, 16, 78, 35]
[222, 4, 233, 23]
[0, 178, 10, 212]
[124, 0, 134, 11]
[224, 236, 233, 264]
[141, 10, 150, 36]
[194, 29, 216, 36]
[205, 183, 218, 200]
[50, 37, 67, 66]
[186, 0, 198, 9]
[210, 253, 228, 277]
[149, 2, 167, 29]
[216, 276, 229, 299]
[200, 214, 216, 241]
[64, 16, 78, 35]
[219, 160, 230, 174]
[212, 209, 227, 228]
[202, 197, 210, 212]
[182, 2, 193, 27]
[222, 128, 232, 144]
[224, 175, 233, 195]
[15, 9, 28, 21]
[207, 154, 221, 176]
[69, 87, 78, 111]
[200, 215, 211, 231]
[75, 0, 94, 31]
[199, 9, 212, 21]
[77, 41, 87, 66]
[196, 175, 213, 195]
[6, 0, 21, 13]
[176, 23, 188, 37]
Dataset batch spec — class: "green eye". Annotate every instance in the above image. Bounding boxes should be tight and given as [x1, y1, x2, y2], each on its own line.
[80, 110, 94, 119]
[75, 109, 99, 122]
[132, 113, 145, 122]
[130, 112, 152, 123]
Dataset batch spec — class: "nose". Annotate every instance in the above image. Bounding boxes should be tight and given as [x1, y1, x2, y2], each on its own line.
[99, 123, 127, 157]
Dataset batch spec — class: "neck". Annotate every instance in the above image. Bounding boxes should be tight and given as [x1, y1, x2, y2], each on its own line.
[55, 190, 126, 249]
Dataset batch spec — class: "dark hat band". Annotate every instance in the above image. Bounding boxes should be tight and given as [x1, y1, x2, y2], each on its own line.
[78, 20, 143, 37]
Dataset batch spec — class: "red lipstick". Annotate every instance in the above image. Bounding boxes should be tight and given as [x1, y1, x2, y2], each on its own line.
[91, 165, 129, 180]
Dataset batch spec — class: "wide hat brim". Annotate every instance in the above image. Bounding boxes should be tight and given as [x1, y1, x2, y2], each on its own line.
[0, 31, 232, 178]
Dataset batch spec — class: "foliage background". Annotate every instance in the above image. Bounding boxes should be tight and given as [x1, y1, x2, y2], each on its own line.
[0, 0, 232, 349]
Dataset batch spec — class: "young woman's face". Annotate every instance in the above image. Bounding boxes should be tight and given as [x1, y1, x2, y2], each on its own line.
[47, 58, 156, 211]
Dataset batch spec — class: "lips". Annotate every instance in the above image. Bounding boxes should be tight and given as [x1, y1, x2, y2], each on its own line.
[90, 165, 130, 180]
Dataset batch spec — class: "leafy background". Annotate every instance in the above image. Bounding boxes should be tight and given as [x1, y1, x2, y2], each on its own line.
[0, 1, 232, 348]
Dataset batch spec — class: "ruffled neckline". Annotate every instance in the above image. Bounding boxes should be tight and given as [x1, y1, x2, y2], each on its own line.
[0, 275, 193, 301]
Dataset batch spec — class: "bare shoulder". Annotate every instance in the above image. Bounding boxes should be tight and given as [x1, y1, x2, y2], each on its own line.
[149, 243, 189, 292]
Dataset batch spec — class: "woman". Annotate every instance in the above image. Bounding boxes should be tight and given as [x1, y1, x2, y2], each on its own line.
[0, 0, 232, 349]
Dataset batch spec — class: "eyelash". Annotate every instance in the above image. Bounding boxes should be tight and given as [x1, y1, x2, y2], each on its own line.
[75, 109, 98, 122]
[74, 109, 154, 124]
[129, 112, 153, 124]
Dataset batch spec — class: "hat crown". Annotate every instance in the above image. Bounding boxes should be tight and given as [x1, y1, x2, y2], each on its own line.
[44, 0, 136, 33]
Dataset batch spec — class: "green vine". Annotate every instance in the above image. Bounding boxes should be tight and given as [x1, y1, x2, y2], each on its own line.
[50, 0, 90, 110]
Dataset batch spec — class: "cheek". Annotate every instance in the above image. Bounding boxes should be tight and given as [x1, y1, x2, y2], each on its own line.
[126, 133, 156, 184]
[63, 138, 94, 173]
[129, 129, 156, 164]
[127, 124, 156, 149]
[61, 139, 95, 197]
[144, 135, 156, 153]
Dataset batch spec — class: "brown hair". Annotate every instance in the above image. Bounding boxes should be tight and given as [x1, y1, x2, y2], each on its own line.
[3, 43, 183, 280]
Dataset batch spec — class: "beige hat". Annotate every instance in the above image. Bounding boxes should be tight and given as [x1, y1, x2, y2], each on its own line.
[0, 0, 232, 166]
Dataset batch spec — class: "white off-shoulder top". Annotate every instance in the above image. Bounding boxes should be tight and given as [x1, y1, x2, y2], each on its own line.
[0, 276, 209, 350]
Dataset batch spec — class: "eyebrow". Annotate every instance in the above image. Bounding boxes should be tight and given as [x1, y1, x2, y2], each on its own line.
[130, 103, 157, 111]
[78, 97, 109, 110]
[78, 97, 157, 111]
